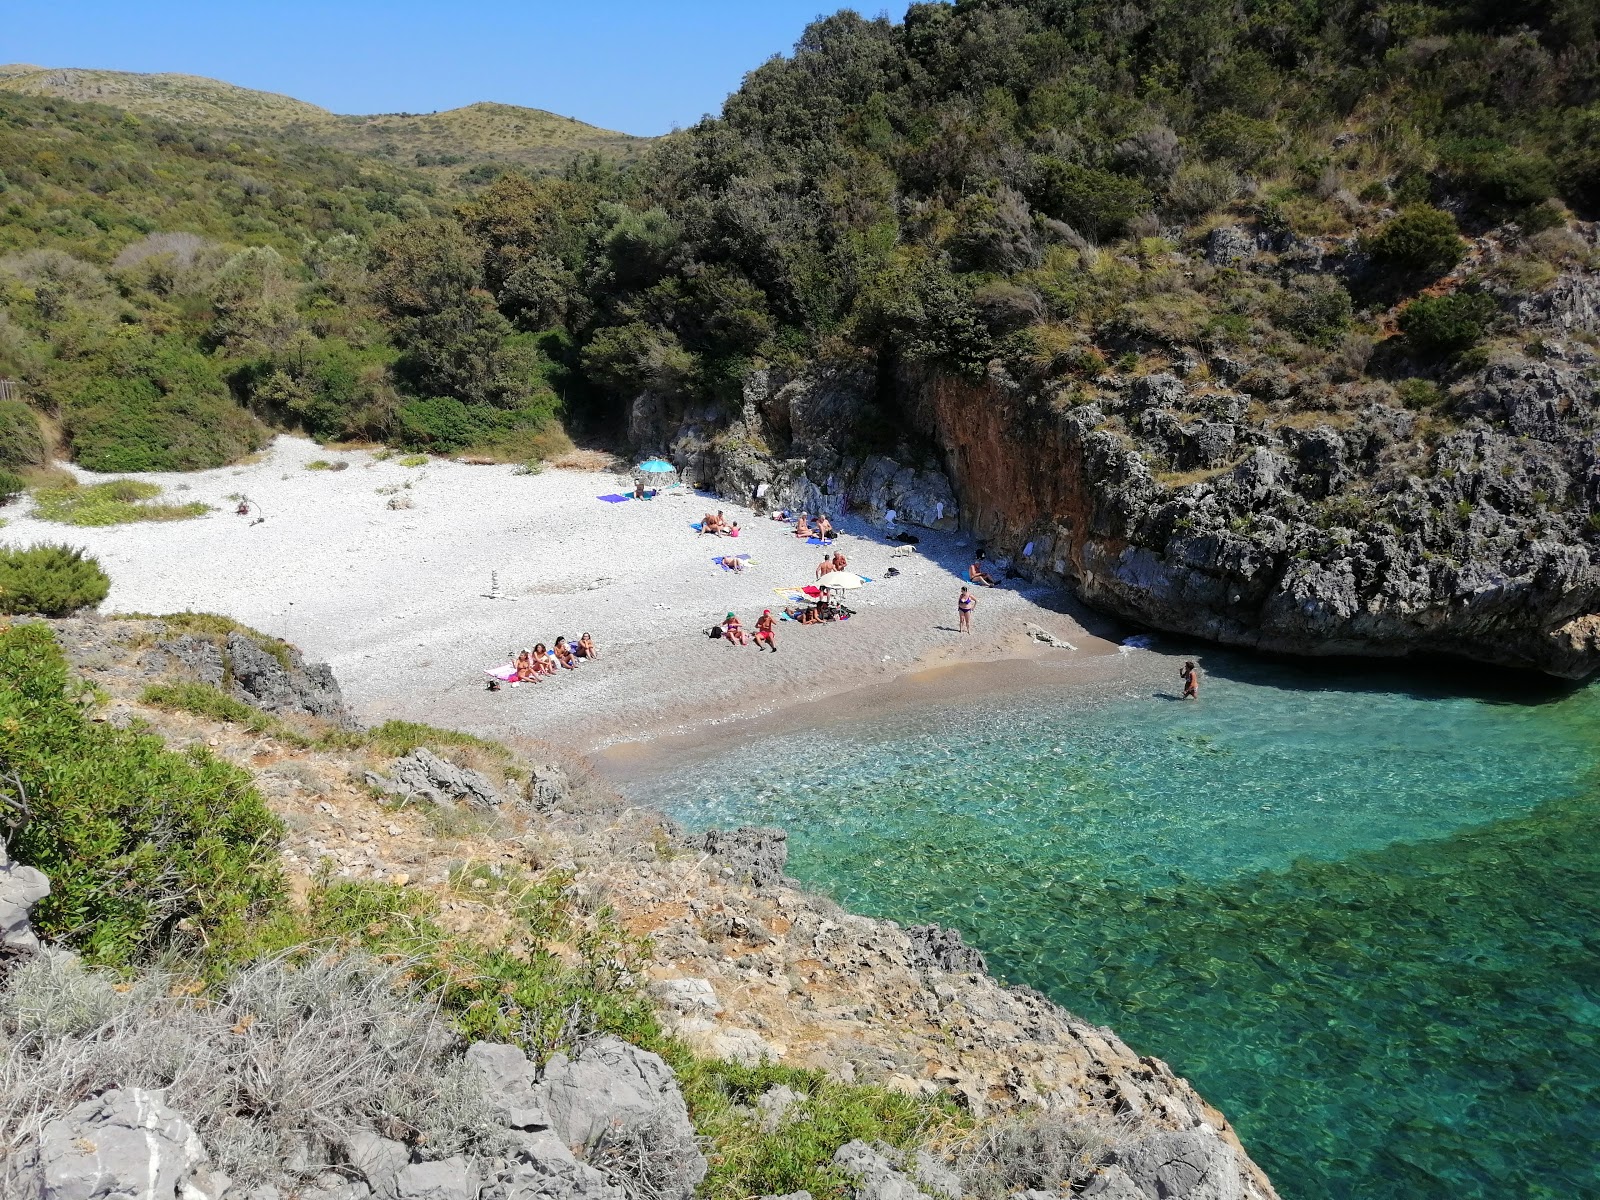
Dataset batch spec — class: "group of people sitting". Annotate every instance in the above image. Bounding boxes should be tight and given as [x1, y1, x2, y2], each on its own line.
[794, 512, 834, 541]
[511, 633, 600, 682]
[785, 597, 846, 625]
[718, 610, 778, 652]
[699, 510, 741, 536]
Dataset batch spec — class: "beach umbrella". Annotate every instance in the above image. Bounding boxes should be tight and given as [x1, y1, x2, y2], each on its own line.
[631, 458, 678, 492]
[816, 571, 863, 591]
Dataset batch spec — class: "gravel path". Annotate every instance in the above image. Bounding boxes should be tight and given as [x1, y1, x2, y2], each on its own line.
[2, 436, 1126, 749]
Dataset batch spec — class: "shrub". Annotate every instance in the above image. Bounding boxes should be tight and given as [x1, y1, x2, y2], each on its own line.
[1399, 292, 1498, 356]
[0, 623, 283, 965]
[0, 544, 110, 616]
[29, 480, 210, 526]
[0, 400, 46, 469]
[140, 681, 311, 748]
[1029, 157, 1151, 241]
[1363, 206, 1464, 276]
[1274, 277, 1354, 346]
[1396, 378, 1445, 410]
[0, 471, 22, 506]
[0, 952, 508, 1193]
[953, 1110, 1134, 1198]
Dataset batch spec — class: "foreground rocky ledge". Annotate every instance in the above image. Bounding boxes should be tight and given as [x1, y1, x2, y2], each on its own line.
[0, 616, 1279, 1200]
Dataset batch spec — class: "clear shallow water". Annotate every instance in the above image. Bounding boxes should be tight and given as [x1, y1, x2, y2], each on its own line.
[639, 652, 1600, 1200]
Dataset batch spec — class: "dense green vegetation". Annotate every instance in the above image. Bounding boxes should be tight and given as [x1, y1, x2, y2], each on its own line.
[0, 543, 109, 615]
[0, 622, 281, 964]
[0, 93, 568, 467]
[5, 1, 1595, 475]
[31, 479, 209, 524]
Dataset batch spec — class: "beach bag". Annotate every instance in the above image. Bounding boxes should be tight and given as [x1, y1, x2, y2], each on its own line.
[709, 625, 723, 639]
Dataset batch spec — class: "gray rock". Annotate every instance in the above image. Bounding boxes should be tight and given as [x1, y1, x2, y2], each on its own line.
[345, 1130, 411, 1200]
[832, 1141, 931, 1200]
[854, 457, 960, 531]
[496, 1130, 621, 1200]
[226, 632, 351, 725]
[466, 1042, 552, 1131]
[394, 1158, 473, 1200]
[367, 748, 501, 809]
[151, 635, 225, 687]
[535, 1036, 697, 1161]
[0, 841, 49, 954]
[693, 826, 788, 889]
[906, 925, 987, 975]
[1204, 226, 1256, 268]
[1080, 1167, 1147, 1200]
[910, 1149, 962, 1200]
[39, 1088, 210, 1200]
[525, 764, 572, 813]
[649, 977, 720, 1019]
[1108, 1129, 1243, 1200]
[755, 1084, 801, 1132]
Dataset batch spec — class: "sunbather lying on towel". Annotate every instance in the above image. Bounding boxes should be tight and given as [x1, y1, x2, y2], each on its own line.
[720, 555, 747, 572]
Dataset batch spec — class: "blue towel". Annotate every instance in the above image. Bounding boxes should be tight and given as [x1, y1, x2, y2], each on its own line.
[690, 522, 703, 531]
[598, 494, 631, 503]
[806, 536, 835, 546]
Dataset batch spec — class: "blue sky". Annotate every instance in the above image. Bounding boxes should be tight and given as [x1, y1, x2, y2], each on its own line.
[3, 2, 913, 137]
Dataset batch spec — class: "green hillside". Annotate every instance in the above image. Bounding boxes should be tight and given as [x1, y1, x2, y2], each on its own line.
[0, 65, 646, 178]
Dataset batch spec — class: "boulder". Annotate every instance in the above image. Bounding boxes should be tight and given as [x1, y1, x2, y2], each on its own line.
[649, 977, 720, 1019]
[906, 924, 987, 975]
[394, 1158, 474, 1200]
[1081, 1167, 1152, 1200]
[366, 748, 501, 809]
[831, 1141, 932, 1200]
[493, 1130, 621, 1200]
[345, 1130, 411, 1200]
[1204, 226, 1256, 268]
[525, 764, 572, 813]
[39, 1088, 212, 1200]
[225, 633, 352, 726]
[465, 1042, 552, 1132]
[149, 635, 225, 687]
[536, 1037, 695, 1153]
[0, 841, 50, 953]
[1107, 1128, 1244, 1200]
[693, 826, 789, 890]
[854, 457, 959, 530]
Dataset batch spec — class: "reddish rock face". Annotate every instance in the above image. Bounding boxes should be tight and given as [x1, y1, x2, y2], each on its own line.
[902, 362, 1600, 679]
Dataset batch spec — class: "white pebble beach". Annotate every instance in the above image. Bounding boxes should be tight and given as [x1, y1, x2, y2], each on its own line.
[2, 436, 1138, 753]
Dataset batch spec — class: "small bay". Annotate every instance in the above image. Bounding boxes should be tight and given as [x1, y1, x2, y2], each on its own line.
[635, 651, 1600, 1200]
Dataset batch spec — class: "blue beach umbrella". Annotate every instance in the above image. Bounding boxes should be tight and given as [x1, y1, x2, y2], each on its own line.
[633, 458, 678, 489]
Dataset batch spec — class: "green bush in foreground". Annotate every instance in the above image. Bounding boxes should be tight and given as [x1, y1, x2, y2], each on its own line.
[0, 470, 23, 505]
[0, 543, 110, 616]
[31, 479, 211, 526]
[0, 623, 284, 965]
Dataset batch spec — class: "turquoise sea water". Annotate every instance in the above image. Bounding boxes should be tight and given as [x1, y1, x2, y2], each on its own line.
[639, 652, 1600, 1200]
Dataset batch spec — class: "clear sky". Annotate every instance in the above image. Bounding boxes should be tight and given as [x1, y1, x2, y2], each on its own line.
[4, 1, 914, 137]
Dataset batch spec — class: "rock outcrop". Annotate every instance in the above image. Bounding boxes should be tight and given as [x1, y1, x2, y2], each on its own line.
[0, 840, 49, 957]
[37, 1088, 221, 1200]
[899, 335, 1600, 677]
[367, 748, 502, 809]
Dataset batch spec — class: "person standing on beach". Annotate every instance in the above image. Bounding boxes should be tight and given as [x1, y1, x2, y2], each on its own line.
[958, 586, 976, 633]
[1181, 660, 1200, 700]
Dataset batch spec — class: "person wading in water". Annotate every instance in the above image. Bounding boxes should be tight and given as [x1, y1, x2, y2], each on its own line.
[1180, 660, 1200, 700]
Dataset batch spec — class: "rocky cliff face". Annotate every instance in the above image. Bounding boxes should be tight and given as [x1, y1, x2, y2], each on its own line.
[902, 329, 1600, 677]
[661, 231, 1600, 678]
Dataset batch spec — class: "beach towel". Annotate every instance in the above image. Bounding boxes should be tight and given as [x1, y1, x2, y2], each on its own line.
[597, 494, 631, 503]
[485, 663, 518, 682]
[801, 585, 822, 598]
[805, 536, 835, 546]
[690, 522, 704, 531]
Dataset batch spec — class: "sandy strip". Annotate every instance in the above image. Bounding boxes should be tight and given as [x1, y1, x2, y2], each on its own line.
[2, 436, 1159, 752]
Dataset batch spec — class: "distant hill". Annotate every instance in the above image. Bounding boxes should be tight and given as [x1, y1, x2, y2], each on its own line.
[0, 65, 646, 177]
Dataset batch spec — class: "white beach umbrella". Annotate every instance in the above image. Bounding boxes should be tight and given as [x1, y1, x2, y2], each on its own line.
[816, 571, 863, 591]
